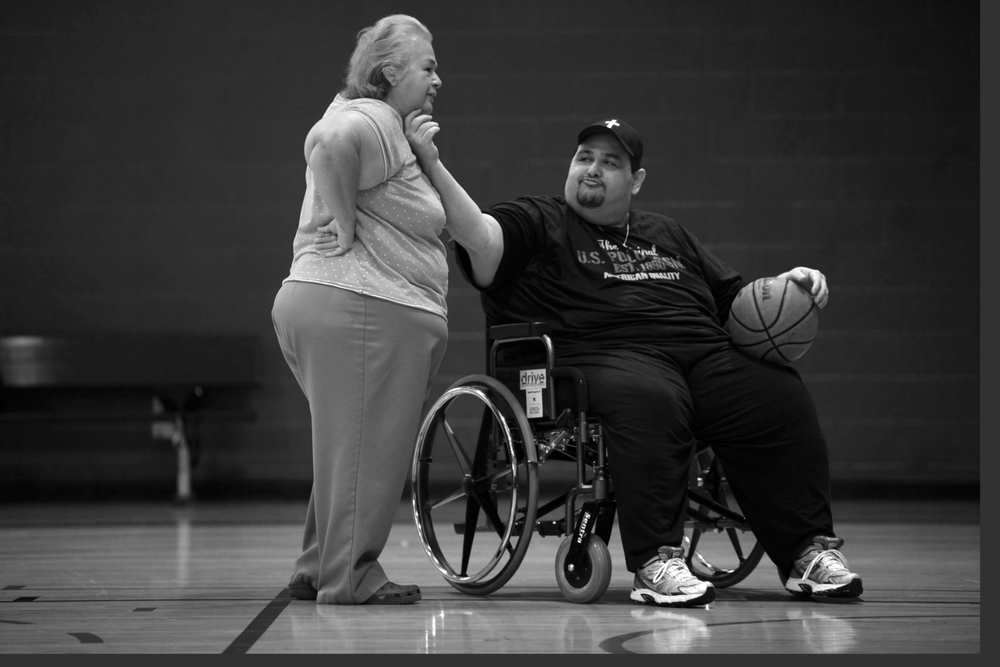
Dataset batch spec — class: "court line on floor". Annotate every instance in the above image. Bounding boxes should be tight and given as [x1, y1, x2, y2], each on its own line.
[221, 588, 292, 654]
[599, 613, 982, 654]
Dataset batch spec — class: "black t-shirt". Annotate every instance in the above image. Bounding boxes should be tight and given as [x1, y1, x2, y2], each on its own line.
[455, 195, 745, 353]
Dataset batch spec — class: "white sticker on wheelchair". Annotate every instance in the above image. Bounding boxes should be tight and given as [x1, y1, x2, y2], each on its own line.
[519, 368, 547, 389]
[525, 388, 543, 418]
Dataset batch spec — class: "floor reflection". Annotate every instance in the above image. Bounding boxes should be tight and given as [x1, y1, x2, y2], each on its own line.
[624, 607, 711, 653]
[784, 609, 857, 653]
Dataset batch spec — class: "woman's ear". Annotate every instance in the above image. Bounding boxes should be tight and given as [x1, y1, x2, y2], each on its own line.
[381, 66, 396, 87]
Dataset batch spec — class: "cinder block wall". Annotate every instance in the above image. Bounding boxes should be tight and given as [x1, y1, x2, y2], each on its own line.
[0, 0, 979, 499]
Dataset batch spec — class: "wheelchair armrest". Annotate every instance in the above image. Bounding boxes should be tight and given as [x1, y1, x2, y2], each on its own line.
[489, 322, 552, 341]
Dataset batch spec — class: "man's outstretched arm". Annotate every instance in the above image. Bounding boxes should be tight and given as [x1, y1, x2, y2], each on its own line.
[405, 110, 504, 287]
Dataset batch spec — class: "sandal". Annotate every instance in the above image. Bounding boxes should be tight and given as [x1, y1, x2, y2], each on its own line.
[364, 581, 421, 605]
[287, 580, 318, 600]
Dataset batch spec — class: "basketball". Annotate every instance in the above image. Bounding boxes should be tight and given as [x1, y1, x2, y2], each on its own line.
[726, 277, 819, 365]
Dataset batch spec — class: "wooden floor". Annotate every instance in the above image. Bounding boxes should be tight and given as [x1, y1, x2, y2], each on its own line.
[0, 496, 979, 655]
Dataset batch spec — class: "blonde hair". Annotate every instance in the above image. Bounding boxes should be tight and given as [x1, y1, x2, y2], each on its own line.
[340, 15, 432, 101]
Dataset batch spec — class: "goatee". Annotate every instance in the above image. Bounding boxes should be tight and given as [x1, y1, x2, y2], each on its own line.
[576, 191, 604, 209]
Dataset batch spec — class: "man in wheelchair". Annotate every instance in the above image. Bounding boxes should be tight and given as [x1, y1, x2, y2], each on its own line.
[406, 113, 864, 607]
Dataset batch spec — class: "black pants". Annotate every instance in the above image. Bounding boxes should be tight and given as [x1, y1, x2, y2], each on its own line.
[560, 343, 835, 577]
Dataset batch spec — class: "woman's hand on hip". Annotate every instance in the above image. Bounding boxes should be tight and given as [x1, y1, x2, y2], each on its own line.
[314, 220, 355, 257]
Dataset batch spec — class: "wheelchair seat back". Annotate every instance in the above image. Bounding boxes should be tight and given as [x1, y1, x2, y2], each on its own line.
[488, 323, 582, 425]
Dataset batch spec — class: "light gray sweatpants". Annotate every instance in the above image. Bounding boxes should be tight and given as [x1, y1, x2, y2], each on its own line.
[271, 280, 448, 604]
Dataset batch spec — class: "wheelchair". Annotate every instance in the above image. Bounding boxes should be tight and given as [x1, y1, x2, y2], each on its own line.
[411, 322, 765, 603]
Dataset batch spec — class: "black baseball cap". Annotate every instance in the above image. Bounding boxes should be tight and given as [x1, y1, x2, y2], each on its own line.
[577, 118, 643, 169]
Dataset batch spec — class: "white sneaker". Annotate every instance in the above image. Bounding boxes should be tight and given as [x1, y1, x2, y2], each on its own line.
[630, 546, 715, 607]
[783, 536, 863, 598]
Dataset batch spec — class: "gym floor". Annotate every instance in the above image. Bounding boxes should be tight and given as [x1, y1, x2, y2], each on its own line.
[0, 496, 979, 655]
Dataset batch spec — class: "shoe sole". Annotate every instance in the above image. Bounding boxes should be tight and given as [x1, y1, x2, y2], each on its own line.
[287, 587, 422, 604]
[785, 577, 863, 599]
[630, 586, 716, 608]
[364, 592, 421, 605]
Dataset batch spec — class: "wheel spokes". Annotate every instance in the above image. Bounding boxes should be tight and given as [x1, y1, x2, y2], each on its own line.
[411, 375, 539, 593]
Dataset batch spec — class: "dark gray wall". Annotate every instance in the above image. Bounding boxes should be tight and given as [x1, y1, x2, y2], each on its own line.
[0, 0, 979, 499]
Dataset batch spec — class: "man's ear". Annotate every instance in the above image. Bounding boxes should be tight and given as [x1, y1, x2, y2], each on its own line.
[631, 168, 647, 195]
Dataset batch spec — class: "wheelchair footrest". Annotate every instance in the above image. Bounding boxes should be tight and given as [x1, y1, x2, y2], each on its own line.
[535, 519, 566, 537]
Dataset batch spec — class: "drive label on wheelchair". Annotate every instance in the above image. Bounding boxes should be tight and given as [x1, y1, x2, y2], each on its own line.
[520, 369, 547, 419]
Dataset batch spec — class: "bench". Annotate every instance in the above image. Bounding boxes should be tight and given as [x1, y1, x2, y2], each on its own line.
[0, 334, 260, 502]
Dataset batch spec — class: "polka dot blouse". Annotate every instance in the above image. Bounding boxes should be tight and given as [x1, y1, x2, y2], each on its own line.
[284, 95, 448, 320]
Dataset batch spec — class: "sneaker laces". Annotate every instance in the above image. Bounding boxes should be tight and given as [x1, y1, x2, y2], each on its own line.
[799, 549, 851, 582]
[646, 557, 698, 585]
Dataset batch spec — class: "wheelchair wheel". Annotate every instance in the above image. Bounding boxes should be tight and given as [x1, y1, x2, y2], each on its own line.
[554, 535, 612, 604]
[684, 448, 766, 588]
[412, 375, 539, 596]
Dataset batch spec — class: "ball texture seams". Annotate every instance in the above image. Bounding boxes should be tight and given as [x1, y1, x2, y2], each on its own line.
[726, 277, 819, 365]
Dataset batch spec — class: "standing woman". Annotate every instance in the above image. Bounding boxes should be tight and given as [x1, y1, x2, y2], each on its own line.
[271, 14, 446, 605]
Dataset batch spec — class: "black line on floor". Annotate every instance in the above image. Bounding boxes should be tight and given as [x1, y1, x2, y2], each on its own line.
[221, 588, 292, 654]
[599, 613, 982, 654]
